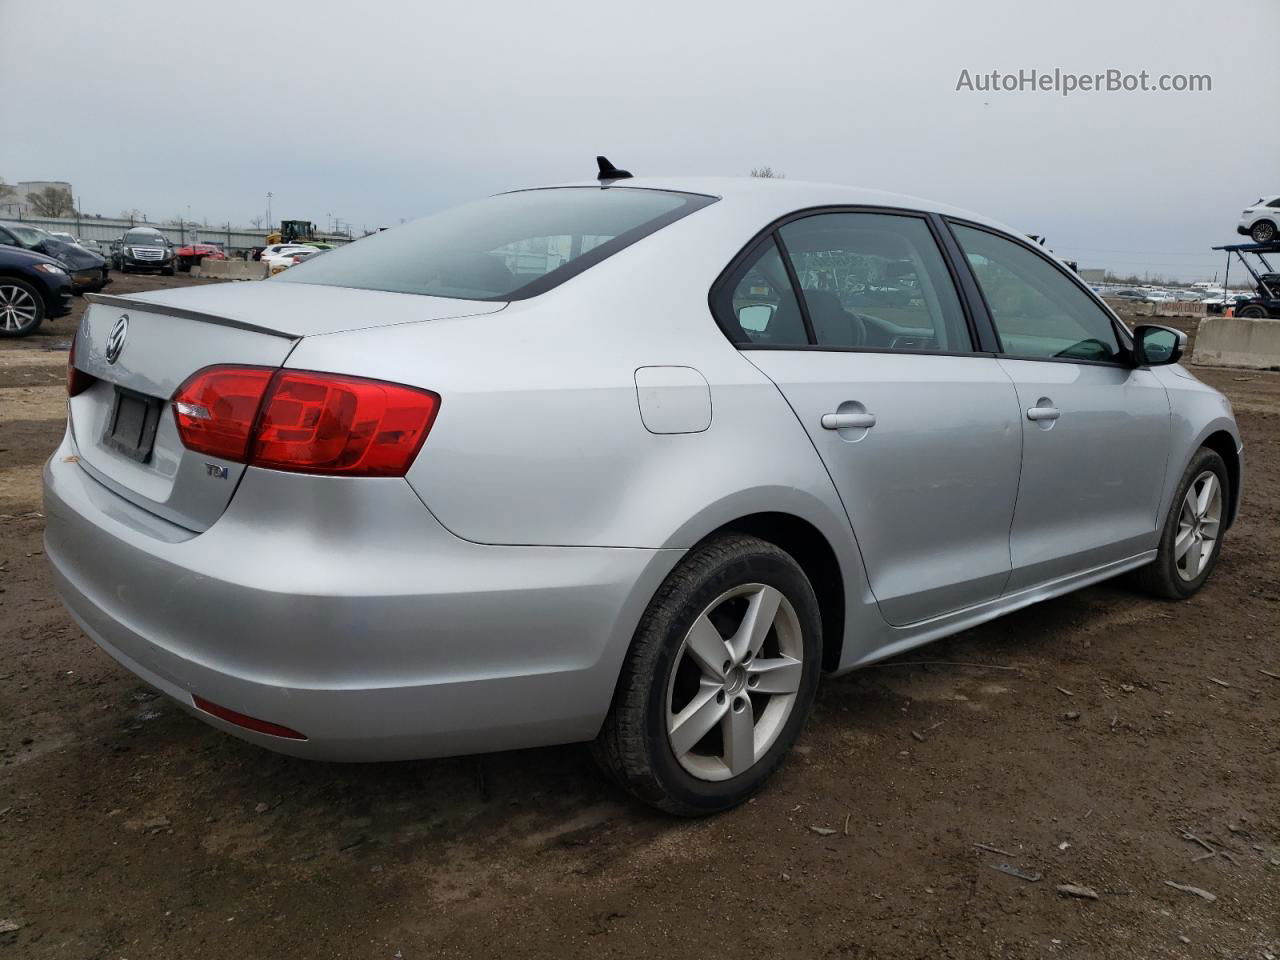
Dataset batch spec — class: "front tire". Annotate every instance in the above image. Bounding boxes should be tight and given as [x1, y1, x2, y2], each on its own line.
[1134, 447, 1228, 600]
[1250, 220, 1276, 244]
[593, 534, 822, 815]
[0, 277, 46, 338]
[1237, 304, 1269, 319]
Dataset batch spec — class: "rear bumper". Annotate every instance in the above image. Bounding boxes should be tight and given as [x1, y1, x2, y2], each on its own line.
[43, 429, 679, 761]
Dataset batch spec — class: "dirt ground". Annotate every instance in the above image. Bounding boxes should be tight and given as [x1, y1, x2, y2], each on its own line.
[1, 277, 1276, 959]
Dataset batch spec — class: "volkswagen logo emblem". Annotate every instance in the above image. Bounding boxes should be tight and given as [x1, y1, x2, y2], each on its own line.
[105, 314, 129, 365]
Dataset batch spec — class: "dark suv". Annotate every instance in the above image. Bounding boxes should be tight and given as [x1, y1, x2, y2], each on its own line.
[0, 244, 73, 337]
[114, 227, 177, 275]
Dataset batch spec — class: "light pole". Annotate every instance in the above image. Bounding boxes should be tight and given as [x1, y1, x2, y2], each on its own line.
[266, 192, 273, 234]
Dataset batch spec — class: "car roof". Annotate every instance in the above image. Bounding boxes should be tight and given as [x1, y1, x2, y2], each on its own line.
[512, 176, 1019, 235]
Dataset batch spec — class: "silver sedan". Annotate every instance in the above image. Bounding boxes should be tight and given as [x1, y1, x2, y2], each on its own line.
[45, 167, 1242, 814]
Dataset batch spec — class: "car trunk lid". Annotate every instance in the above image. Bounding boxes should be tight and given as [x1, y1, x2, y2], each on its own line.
[70, 286, 504, 531]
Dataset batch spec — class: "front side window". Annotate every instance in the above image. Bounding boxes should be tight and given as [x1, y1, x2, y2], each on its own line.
[279, 187, 715, 301]
[778, 213, 970, 352]
[952, 224, 1123, 363]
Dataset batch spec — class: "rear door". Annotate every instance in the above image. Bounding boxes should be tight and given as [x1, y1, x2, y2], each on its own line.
[948, 222, 1171, 590]
[725, 211, 1023, 626]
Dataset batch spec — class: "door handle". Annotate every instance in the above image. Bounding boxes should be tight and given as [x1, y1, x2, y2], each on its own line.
[1026, 405, 1060, 422]
[821, 412, 877, 430]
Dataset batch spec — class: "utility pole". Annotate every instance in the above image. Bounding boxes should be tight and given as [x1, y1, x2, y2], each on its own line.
[267, 192, 273, 233]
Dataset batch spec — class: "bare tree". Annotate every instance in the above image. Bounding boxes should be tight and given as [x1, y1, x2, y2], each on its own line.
[29, 186, 76, 217]
[0, 179, 15, 201]
[749, 166, 785, 179]
[119, 208, 145, 222]
[250, 215, 264, 230]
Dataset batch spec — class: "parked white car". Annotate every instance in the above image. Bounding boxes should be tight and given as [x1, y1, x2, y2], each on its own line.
[262, 245, 319, 274]
[1237, 196, 1280, 244]
[259, 243, 315, 262]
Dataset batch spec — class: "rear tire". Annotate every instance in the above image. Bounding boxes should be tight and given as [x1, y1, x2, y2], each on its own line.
[1250, 220, 1276, 244]
[0, 277, 46, 338]
[1237, 304, 1269, 319]
[1133, 447, 1228, 600]
[592, 534, 822, 816]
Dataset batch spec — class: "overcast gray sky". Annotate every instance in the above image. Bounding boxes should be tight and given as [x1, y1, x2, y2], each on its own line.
[2, 0, 1276, 279]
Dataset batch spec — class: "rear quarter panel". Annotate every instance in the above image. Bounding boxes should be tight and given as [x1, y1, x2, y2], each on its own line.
[281, 199, 884, 670]
[283, 202, 855, 551]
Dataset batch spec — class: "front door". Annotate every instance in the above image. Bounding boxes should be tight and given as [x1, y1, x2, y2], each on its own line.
[949, 223, 1171, 590]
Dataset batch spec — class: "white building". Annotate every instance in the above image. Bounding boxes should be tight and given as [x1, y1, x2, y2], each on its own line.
[0, 180, 74, 218]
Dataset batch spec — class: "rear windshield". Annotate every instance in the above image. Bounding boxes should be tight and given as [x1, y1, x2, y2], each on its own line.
[277, 187, 715, 301]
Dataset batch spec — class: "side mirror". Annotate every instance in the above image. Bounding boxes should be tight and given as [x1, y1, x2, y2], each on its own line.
[1133, 324, 1186, 366]
[737, 303, 776, 333]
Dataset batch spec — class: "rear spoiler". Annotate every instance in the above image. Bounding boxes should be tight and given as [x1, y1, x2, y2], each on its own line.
[83, 293, 299, 340]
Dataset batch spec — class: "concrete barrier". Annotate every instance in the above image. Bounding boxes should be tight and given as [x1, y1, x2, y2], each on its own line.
[194, 259, 269, 280]
[1192, 316, 1280, 369]
[1105, 300, 1208, 318]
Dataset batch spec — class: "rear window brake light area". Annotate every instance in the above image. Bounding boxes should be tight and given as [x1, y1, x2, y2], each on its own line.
[172, 366, 440, 477]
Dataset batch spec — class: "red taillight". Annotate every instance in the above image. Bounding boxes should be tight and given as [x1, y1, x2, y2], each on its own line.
[252, 371, 439, 476]
[172, 366, 275, 461]
[67, 331, 95, 397]
[192, 695, 307, 740]
[171, 366, 439, 477]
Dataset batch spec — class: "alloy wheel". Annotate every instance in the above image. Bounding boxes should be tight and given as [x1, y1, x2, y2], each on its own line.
[665, 583, 803, 782]
[0, 284, 39, 333]
[1175, 470, 1222, 582]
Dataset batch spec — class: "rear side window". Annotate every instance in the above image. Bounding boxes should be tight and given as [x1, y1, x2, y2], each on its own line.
[718, 237, 809, 346]
[279, 187, 715, 301]
[778, 213, 970, 352]
[953, 224, 1122, 363]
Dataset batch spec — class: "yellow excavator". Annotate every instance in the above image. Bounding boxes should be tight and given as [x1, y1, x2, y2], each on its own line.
[265, 219, 319, 245]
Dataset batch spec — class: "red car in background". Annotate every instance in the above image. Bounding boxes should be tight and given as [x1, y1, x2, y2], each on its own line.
[175, 242, 228, 272]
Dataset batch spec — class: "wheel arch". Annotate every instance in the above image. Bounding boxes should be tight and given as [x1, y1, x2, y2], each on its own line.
[1200, 429, 1242, 528]
[692, 511, 848, 672]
